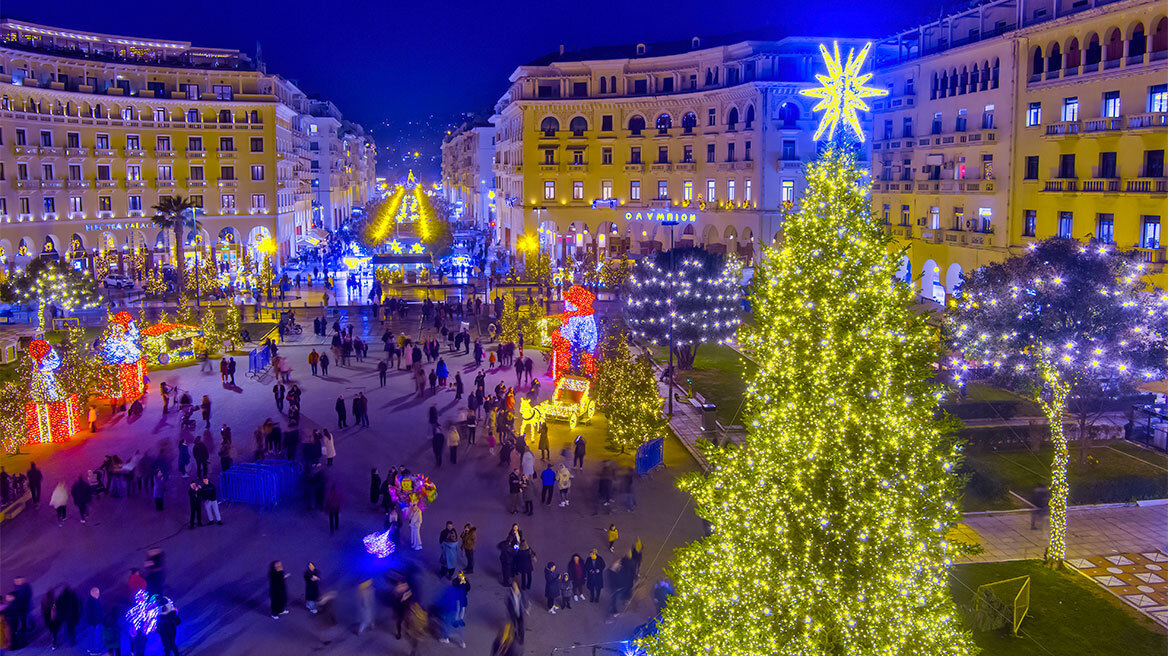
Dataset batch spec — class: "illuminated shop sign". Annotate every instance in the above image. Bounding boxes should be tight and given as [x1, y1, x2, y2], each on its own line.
[84, 222, 152, 231]
[623, 211, 698, 223]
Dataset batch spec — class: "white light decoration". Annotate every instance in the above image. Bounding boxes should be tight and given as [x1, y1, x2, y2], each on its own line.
[800, 41, 887, 143]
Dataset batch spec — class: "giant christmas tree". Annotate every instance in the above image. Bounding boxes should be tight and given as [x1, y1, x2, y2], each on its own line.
[643, 42, 975, 656]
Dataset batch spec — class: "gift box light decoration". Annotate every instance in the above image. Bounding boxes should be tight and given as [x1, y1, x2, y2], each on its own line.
[24, 339, 83, 444]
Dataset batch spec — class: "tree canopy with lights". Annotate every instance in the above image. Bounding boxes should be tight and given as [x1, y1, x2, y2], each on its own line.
[947, 238, 1167, 565]
[642, 146, 973, 655]
[625, 247, 741, 369]
[1, 259, 100, 331]
[595, 329, 667, 453]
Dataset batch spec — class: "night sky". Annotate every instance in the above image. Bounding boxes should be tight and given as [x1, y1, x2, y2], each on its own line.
[4, 0, 947, 177]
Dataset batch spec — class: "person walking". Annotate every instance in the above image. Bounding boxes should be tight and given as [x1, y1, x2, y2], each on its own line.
[507, 469, 522, 514]
[544, 562, 559, 613]
[521, 447, 535, 480]
[358, 392, 370, 428]
[192, 437, 209, 479]
[408, 500, 423, 551]
[199, 478, 222, 524]
[520, 477, 535, 516]
[431, 428, 445, 467]
[538, 422, 550, 461]
[460, 523, 477, 574]
[228, 357, 237, 384]
[82, 587, 103, 654]
[273, 383, 286, 412]
[26, 462, 42, 504]
[308, 349, 319, 376]
[558, 571, 573, 612]
[439, 522, 461, 578]
[447, 423, 460, 465]
[178, 437, 191, 479]
[157, 599, 180, 656]
[152, 470, 165, 511]
[319, 352, 330, 376]
[187, 482, 202, 528]
[304, 563, 321, 614]
[454, 372, 464, 401]
[369, 468, 381, 505]
[504, 582, 528, 645]
[335, 395, 347, 428]
[321, 430, 337, 466]
[540, 464, 556, 506]
[573, 435, 586, 470]
[325, 482, 341, 534]
[377, 359, 388, 387]
[584, 549, 605, 602]
[219, 436, 234, 473]
[357, 579, 375, 634]
[200, 395, 212, 428]
[607, 523, 619, 552]
[49, 481, 69, 524]
[268, 561, 289, 618]
[557, 464, 572, 507]
[70, 475, 92, 524]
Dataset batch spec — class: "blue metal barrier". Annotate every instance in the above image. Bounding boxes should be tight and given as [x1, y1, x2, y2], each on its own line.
[247, 344, 271, 377]
[220, 464, 280, 506]
[635, 437, 665, 475]
[255, 459, 302, 494]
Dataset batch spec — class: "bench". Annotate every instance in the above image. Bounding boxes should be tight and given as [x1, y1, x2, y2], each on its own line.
[0, 492, 32, 526]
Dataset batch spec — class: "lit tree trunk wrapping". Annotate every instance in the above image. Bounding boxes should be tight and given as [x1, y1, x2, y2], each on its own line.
[1038, 357, 1070, 566]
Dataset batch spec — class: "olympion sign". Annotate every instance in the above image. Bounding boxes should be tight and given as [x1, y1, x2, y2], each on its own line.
[624, 211, 698, 223]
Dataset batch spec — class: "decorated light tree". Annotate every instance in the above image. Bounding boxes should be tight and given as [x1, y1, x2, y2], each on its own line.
[4, 260, 100, 332]
[643, 42, 975, 656]
[948, 237, 1167, 565]
[499, 293, 520, 343]
[223, 303, 243, 352]
[625, 247, 740, 370]
[595, 330, 666, 453]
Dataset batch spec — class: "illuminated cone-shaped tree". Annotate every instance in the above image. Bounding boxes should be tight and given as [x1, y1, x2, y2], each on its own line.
[642, 148, 974, 655]
[595, 330, 666, 453]
[947, 238, 1167, 566]
[499, 293, 520, 343]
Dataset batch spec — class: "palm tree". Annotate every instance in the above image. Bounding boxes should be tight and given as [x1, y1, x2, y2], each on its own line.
[151, 195, 196, 299]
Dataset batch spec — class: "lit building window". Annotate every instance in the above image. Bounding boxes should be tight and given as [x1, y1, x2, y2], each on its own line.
[543, 180, 555, 200]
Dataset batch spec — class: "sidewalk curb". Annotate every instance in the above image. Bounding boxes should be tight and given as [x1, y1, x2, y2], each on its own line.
[962, 499, 1168, 518]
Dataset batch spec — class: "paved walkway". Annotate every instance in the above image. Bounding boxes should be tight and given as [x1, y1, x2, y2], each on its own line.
[955, 503, 1168, 563]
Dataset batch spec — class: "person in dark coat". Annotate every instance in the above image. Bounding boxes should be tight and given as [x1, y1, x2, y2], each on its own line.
[192, 437, 210, 479]
[273, 383, 286, 411]
[514, 540, 536, 590]
[567, 553, 586, 601]
[543, 562, 559, 613]
[304, 563, 321, 613]
[268, 561, 289, 618]
[504, 582, 528, 645]
[319, 352, 330, 376]
[335, 395, 347, 428]
[157, 600, 181, 656]
[41, 585, 60, 648]
[584, 550, 605, 602]
[26, 462, 43, 504]
[55, 585, 81, 645]
[377, 359, 388, 387]
[70, 475, 92, 523]
[369, 468, 381, 505]
[82, 587, 103, 653]
[573, 435, 586, 470]
[431, 429, 445, 467]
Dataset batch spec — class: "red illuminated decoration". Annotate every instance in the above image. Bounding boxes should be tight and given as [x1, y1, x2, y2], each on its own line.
[100, 311, 147, 402]
[548, 285, 599, 381]
[24, 339, 83, 445]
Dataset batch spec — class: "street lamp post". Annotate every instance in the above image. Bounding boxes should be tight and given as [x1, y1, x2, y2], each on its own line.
[662, 219, 678, 417]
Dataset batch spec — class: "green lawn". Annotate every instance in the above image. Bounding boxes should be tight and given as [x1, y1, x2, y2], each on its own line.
[964, 442, 1168, 508]
[951, 560, 1167, 655]
[960, 382, 1043, 416]
[648, 343, 755, 426]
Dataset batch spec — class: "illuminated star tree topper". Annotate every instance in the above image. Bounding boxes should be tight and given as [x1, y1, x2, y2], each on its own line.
[799, 41, 887, 143]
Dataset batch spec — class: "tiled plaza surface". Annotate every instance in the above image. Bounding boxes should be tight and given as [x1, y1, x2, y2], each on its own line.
[0, 309, 704, 655]
[1070, 551, 1168, 628]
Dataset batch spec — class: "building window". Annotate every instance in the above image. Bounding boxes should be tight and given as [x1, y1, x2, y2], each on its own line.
[1098, 152, 1117, 178]
[981, 154, 993, 180]
[98, 196, 112, 212]
[902, 117, 913, 138]
[744, 180, 752, 203]
[706, 143, 715, 163]
[1058, 153, 1076, 178]
[629, 147, 641, 164]
[601, 148, 612, 165]
[707, 108, 716, 126]
[1145, 150, 1165, 178]
[781, 180, 794, 203]
[126, 135, 141, 150]
[1061, 97, 1079, 122]
[683, 181, 693, 201]
[900, 204, 910, 225]
[186, 108, 200, 122]
[543, 149, 555, 165]
[1023, 210, 1037, 236]
[657, 146, 669, 163]
[188, 136, 203, 152]
[571, 150, 584, 165]
[780, 140, 796, 161]
[69, 164, 81, 180]
[15, 129, 26, 146]
[20, 198, 30, 215]
[601, 180, 613, 199]
[543, 180, 555, 200]
[628, 116, 645, 136]
[97, 165, 111, 181]
[1149, 84, 1168, 113]
[221, 166, 235, 181]
[189, 195, 203, 208]
[153, 107, 167, 122]
[601, 115, 613, 131]
[127, 165, 142, 181]
[70, 196, 82, 213]
[219, 137, 234, 152]
[657, 180, 668, 199]
[1096, 214, 1114, 243]
[882, 203, 891, 221]
[251, 193, 265, 210]
[705, 179, 716, 201]
[157, 135, 171, 151]
[682, 145, 693, 163]
[1143, 216, 1162, 248]
[212, 85, 233, 100]
[42, 164, 54, 180]
[1057, 211, 1074, 238]
[1026, 102, 1042, 126]
[1024, 156, 1039, 180]
[221, 194, 235, 209]
[744, 141, 752, 161]
[1103, 91, 1121, 118]
[573, 181, 584, 200]
[727, 180, 735, 202]
[66, 132, 79, 148]
[982, 105, 995, 129]
[190, 165, 205, 181]
[630, 180, 641, 200]
[931, 113, 943, 134]
[250, 137, 264, 153]
[43, 197, 55, 214]
[955, 109, 967, 132]
[40, 131, 52, 147]
[127, 195, 142, 211]
[883, 119, 893, 140]
[158, 165, 173, 181]
[726, 143, 736, 162]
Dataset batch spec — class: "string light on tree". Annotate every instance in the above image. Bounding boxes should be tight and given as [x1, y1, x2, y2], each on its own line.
[799, 41, 887, 143]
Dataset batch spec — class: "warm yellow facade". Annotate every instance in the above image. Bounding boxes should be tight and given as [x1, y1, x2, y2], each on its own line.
[874, 0, 1167, 300]
[0, 19, 374, 271]
[492, 36, 876, 264]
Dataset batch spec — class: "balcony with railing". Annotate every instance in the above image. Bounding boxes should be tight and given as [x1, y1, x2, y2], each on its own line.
[1082, 117, 1122, 134]
[1125, 178, 1167, 194]
[1128, 113, 1168, 130]
[1080, 179, 1120, 193]
[1043, 121, 1080, 137]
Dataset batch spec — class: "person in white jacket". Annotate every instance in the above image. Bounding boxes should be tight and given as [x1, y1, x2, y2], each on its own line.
[408, 500, 423, 551]
[49, 482, 68, 524]
[321, 430, 337, 466]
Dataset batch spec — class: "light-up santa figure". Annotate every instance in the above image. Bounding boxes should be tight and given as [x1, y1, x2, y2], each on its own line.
[549, 285, 599, 380]
[100, 311, 146, 402]
[24, 339, 83, 444]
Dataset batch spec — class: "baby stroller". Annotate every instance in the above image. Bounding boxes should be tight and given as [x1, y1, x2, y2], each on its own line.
[179, 405, 197, 431]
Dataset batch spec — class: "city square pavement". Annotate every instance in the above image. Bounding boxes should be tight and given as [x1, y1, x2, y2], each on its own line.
[0, 311, 704, 655]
